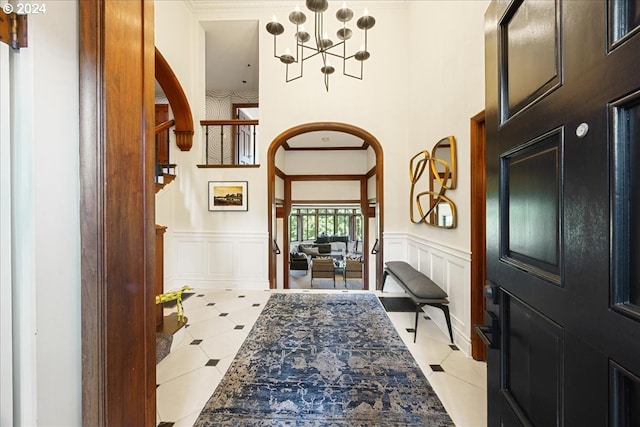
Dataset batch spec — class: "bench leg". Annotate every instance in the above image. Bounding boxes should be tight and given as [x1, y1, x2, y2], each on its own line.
[427, 303, 454, 343]
[381, 269, 388, 292]
[414, 304, 424, 343]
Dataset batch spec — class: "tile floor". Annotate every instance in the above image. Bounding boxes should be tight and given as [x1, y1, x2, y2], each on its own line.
[156, 288, 487, 427]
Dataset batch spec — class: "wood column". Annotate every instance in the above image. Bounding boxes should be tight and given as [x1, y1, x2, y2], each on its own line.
[80, 1, 156, 426]
[156, 225, 167, 327]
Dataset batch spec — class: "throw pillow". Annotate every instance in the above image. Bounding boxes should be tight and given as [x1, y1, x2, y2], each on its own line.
[300, 246, 320, 256]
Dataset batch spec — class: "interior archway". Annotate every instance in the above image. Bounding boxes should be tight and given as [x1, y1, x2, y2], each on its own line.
[267, 122, 385, 290]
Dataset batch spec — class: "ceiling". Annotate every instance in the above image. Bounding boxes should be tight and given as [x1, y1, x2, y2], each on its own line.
[202, 20, 260, 92]
[285, 131, 365, 150]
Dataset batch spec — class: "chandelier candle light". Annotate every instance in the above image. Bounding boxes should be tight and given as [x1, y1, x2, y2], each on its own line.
[266, 0, 375, 91]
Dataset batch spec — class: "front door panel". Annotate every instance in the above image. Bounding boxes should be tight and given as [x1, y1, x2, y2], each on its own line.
[485, 1, 640, 425]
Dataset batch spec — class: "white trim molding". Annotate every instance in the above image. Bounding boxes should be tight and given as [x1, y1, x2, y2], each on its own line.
[383, 232, 473, 356]
[169, 231, 271, 291]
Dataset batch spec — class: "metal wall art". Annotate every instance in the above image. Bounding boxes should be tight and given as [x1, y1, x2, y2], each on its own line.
[409, 136, 457, 228]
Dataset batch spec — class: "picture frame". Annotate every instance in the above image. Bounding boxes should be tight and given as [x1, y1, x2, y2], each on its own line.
[208, 181, 248, 211]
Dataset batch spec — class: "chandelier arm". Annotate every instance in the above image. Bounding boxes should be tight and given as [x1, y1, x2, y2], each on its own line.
[343, 60, 364, 80]
[364, 29, 368, 51]
[301, 44, 321, 60]
[272, 34, 279, 59]
[294, 25, 301, 63]
[314, 12, 323, 54]
[324, 50, 345, 60]
[285, 62, 304, 83]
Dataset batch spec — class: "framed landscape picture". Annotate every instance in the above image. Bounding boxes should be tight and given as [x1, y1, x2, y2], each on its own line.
[208, 181, 248, 211]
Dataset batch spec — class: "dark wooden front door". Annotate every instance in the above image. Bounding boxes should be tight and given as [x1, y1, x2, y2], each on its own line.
[483, 1, 640, 425]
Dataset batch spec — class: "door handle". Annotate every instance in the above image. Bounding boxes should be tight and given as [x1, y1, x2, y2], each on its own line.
[475, 325, 496, 349]
[371, 239, 379, 254]
[474, 311, 499, 349]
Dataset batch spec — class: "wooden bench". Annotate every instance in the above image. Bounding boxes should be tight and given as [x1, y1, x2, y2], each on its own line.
[382, 261, 453, 343]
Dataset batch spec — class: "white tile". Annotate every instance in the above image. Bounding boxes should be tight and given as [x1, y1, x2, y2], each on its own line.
[156, 366, 222, 423]
[199, 329, 249, 361]
[184, 316, 236, 340]
[214, 354, 237, 376]
[408, 338, 454, 366]
[441, 349, 487, 390]
[225, 306, 262, 327]
[428, 372, 487, 427]
[181, 294, 211, 311]
[171, 410, 201, 427]
[184, 303, 223, 323]
[157, 344, 209, 384]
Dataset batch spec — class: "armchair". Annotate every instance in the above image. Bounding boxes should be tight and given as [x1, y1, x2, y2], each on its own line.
[344, 258, 364, 286]
[311, 257, 336, 287]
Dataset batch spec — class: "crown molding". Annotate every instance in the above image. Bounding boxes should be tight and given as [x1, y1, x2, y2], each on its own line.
[184, 0, 409, 14]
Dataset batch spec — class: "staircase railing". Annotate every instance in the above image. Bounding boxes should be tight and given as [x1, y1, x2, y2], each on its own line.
[200, 119, 259, 166]
[155, 119, 175, 183]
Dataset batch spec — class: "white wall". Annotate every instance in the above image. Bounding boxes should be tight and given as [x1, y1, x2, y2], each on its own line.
[406, 0, 489, 252]
[284, 150, 369, 175]
[397, 0, 489, 352]
[7, 1, 81, 425]
[291, 181, 361, 200]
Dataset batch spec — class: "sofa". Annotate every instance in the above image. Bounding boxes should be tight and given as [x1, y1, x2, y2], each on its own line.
[289, 251, 309, 273]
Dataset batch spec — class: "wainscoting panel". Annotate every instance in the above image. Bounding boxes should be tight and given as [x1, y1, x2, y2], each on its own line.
[170, 231, 270, 291]
[385, 232, 472, 355]
[206, 242, 234, 276]
[177, 240, 207, 275]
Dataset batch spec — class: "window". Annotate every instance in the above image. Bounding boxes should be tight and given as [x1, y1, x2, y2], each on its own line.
[289, 215, 298, 241]
[290, 207, 363, 242]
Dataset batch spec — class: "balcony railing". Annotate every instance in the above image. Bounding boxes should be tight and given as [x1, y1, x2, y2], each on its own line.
[200, 119, 259, 166]
[155, 119, 175, 183]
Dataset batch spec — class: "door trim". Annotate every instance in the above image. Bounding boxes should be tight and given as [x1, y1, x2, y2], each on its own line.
[79, 1, 156, 425]
[266, 122, 385, 290]
[470, 110, 487, 361]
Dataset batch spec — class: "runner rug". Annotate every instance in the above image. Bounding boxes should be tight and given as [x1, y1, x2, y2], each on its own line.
[194, 292, 453, 426]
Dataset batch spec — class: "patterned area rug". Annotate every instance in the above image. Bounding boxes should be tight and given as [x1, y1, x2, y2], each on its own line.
[194, 293, 453, 426]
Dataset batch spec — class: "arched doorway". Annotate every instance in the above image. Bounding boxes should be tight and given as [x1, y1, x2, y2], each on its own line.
[266, 122, 385, 290]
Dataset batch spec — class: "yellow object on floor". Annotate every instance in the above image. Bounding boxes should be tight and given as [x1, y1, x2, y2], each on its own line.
[156, 285, 192, 322]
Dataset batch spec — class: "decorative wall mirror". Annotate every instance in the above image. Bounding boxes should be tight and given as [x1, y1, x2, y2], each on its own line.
[409, 136, 458, 228]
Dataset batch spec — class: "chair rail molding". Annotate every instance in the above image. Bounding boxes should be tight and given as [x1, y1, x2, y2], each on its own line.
[383, 232, 472, 355]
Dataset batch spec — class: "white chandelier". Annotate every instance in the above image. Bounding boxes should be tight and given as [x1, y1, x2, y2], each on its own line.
[265, 0, 376, 91]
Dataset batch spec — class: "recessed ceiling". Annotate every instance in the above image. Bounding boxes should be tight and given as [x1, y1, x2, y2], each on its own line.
[202, 20, 259, 92]
[286, 131, 366, 150]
